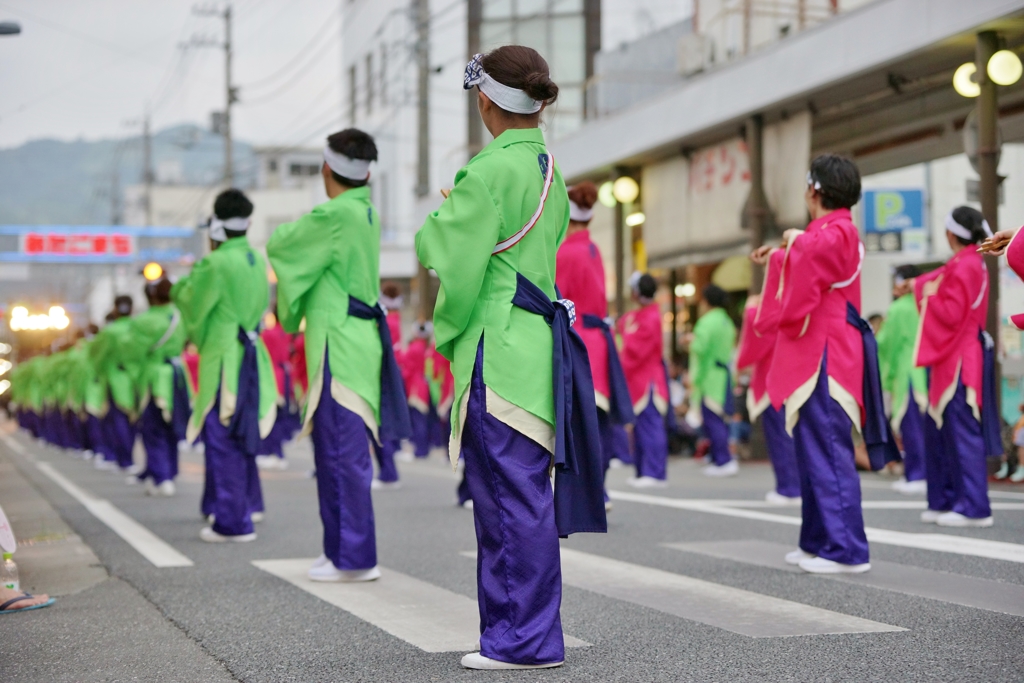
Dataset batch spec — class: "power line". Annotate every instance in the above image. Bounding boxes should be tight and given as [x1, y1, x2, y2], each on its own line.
[238, 8, 340, 90]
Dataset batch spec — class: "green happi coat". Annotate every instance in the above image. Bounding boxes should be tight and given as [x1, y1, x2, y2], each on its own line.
[266, 187, 382, 438]
[170, 236, 276, 442]
[415, 128, 569, 462]
[877, 292, 927, 432]
[77, 338, 108, 418]
[89, 316, 139, 418]
[126, 303, 188, 421]
[690, 307, 737, 415]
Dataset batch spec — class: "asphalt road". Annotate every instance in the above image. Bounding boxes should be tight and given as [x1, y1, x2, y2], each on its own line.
[2, 422, 1023, 682]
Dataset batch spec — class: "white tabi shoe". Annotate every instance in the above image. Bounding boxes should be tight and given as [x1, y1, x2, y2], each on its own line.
[460, 653, 563, 670]
[627, 476, 668, 489]
[126, 475, 142, 486]
[307, 562, 381, 582]
[702, 459, 739, 477]
[310, 554, 331, 570]
[458, 499, 474, 510]
[608, 458, 625, 469]
[765, 491, 801, 506]
[200, 526, 256, 543]
[250, 512, 265, 523]
[785, 549, 815, 565]
[94, 458, 117, 471]
[605, 500, 614, 512]
[920, 509, 943, 523]
[148, 480, 176, 497]
[798, 556, 870, 574]
[395, 450, 415, 463]
[1011, 466, 1024, 483]
[994, 462, 1010, 480]
[370, 479, 402, 491]
[892, 478, 927, 495]
[935, 511, 994, 528]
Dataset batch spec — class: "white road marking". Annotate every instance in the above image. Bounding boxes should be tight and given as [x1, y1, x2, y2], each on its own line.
[253, 558, 589, 653]
[609, 490, 1024, 564]
[1, 435, 27, 455]
[667, 539, 1024, 618]
[461, 549, 903, 638]
[631, 498, 1024, 511]
[34, 461, 193, 568]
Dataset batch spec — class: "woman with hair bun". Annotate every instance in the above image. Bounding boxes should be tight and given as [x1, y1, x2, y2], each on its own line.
[904, 206, 998, 527]
[556, 181, 634, 508]
[416, 45, 606, 671]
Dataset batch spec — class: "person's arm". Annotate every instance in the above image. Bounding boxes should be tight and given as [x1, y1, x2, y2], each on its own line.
[779, 224, 859, 335]
[266, 208, 335, 334]
[752, 248, 785, 337]
[171, 259, 219, 349]
[917, 267, 971, 330]
[415, 168, 501, 360]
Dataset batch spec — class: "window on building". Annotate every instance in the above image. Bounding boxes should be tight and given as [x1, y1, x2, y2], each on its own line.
[348, 64, 357, 125]
[366, 53, 374, 115]
[268, 159, 278, 172]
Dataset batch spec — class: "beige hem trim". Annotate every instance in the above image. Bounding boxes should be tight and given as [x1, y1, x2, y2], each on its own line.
[784, 364, 821, 436]
[408, 396, 430, 414]
[330, 379, 378, 444]
[966, 386, 981, 424]
[633, 383, 667, 416]
[747, 391, 771, 423]
[486, 387, 555, 455]
[449, 389, 470, 469]
[595, 390, 609, 413]
[827, 377, 861, 434]
[929, 361, 961, 429]
[703, 396, 724, 418]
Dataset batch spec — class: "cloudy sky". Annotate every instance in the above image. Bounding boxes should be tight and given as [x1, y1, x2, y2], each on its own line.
[0, 0, 344, 148]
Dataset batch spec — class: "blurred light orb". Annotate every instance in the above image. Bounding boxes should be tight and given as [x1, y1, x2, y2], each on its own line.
[612, 177, 640, 204]
[625, 212, 646, 227]
[143, 262, 164, 281]
[676, 283, 697, 298]
[988, 50, 1023, 86]
[953, 62, 980, 97]
[598, 181, 617, 208]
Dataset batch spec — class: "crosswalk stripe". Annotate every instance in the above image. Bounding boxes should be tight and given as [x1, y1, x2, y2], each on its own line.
[460, 550, 903, 638]
[666, 539, 1024, 618]
[252, 559, 590, 653]
[34, 461, 193, 568]
[609, 490, 1024, 564]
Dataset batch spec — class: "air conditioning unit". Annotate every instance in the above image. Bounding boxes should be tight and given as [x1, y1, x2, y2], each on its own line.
[677, 33, 710, 76]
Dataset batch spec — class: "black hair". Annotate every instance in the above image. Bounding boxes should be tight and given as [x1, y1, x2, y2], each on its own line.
[113, 295, 133, 318]
[867, 312, 883, 323]
[949, 206, 987, 246]
[808, 154, 862, 210]
[637, 274, 658, 299]
[893, 264, 920, 281]
[326, 128, 378, 188]
[480, 45, 559, 112]
[213, 188, 254, 238]
[144, 278, 173, 306]
[703, 284, 728, 308]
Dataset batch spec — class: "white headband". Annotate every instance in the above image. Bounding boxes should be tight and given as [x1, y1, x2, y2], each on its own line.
[464, 53, 543, 115]
[323, 146, 371, 181]
[209, 216, 250, 242]
[945, 212, 992, 241]
[569, 199, 593, 223]
[379, 294, 403, 311]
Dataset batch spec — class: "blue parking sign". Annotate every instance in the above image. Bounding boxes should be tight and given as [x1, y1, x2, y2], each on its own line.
[863, 189, 924, 232]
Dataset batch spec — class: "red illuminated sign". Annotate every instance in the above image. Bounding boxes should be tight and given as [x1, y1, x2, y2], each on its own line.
[20, 232, 135, 257]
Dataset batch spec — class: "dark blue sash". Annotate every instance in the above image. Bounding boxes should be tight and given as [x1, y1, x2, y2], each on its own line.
[228, 327, 261, 456]
[980, 330, 1003, 457]
[715, 360, 735, 417]
[846, 302, 899, 470]
[511, 273, 607, 537]
[168, 357, 190, 442]
[581, 314, 634, 425]
[662, 359, 679, 433]
[347, 295, 413, 442]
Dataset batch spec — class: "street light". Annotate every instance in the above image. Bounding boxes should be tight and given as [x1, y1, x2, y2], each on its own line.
[598, 181, 616, 208]
[988, 49, 1023, 86]
[0, 21, 20, 35]
[612, 176, 640, 204]
[953, 62, 980, 97]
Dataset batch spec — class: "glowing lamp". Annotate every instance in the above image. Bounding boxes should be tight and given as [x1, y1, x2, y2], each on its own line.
[678, 283, 696, 298]
[0, 379, 9, 396]
[612, 176, 640, 204]
[953, 62, 981, 97]
[625, 212, 646, 227]
[598, 181, 616, 208]
[988, 49, 1023, 86]
[143, 262, 164, 281]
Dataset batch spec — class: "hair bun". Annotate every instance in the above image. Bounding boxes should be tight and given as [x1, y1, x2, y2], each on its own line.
[522, 71, 558, 103]
[568, 181, 598, 211]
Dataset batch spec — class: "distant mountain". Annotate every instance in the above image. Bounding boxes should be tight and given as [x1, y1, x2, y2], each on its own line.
[0, 124, 256, 225]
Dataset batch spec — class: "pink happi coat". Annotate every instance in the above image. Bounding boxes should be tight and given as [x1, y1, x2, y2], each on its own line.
[403, 336, 430, 414]
[556, 228, 611, 407]
[386, 310, 402, 352]
[429, 343, 455, 418]
[617, 301, 668, 414]
[737, 249, 785, 422]
[914, 245, 988, 424]
[1005, 228, 1024, 329]
[261, 323, 291, 400]
[765, 208, 865, 433]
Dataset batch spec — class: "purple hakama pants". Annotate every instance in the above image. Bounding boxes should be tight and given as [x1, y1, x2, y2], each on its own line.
[933, 381, 992, 519]
[633, 391, 668, 480]
[104, 403, 136, 468]
[139, 401, 179, 485]
[311, 362, 377, 571]
[792, 355, 869, 566]
[409, 407, 430, 457]
[900, 389, 927, 484]
[374, 439, 400, 483]
[201, 398, 259, 537]
[462, 345, 564, 666]
[701, 401, 732, 466]
[762, 404, 800, 498]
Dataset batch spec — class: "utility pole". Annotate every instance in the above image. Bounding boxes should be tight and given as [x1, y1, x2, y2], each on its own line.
[143, 110, 153, 227]
[614, 167, 627, 317]
[746, 113, 767, 294]
[466, 0, 482, 160]
[414, 0, 432, 321]
[977, 30, 1001, 405]
[192, 3, 236, 186]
